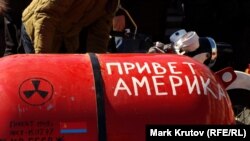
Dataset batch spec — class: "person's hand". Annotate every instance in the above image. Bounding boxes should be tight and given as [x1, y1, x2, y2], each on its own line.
[112, 15, 125, 32]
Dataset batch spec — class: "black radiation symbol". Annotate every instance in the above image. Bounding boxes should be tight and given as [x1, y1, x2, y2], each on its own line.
[19, 78, 54, 106]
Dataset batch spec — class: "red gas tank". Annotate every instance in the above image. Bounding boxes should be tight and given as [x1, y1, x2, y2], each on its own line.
[246, 64, 250, 74]
[0, 54, 234, 141]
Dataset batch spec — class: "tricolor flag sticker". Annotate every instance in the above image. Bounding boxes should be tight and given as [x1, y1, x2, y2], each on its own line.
[60, 121, 87, 134]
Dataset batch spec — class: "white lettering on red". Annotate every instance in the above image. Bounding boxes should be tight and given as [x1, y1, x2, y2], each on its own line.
[185, 75, 201, 95]
[152, 63, 167, 75]
[200, 76, 217, 99]
[169, 75, 183, 96]
[123, 62, 136, 74]
[114, 78, 132, 96]
[182, 62, 196, 75]
[168, 62, 182, 74]
[106, 63, 123, 75]
[132, 76, 151, 96]
[106, 62, 226, 100]
[152, 76, 168, 96]
[136, 62, 151, 74]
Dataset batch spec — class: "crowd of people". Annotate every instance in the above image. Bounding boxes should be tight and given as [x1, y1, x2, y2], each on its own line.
[0, 0, 249, 71]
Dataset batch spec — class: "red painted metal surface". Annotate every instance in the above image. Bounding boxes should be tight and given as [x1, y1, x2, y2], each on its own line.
[246, 64, 250, 74]
[0, 54, 235, 141]
[0, 54, 98, 140]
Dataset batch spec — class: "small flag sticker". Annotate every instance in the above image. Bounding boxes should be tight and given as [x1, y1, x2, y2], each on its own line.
[60, 121, 87, 134]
